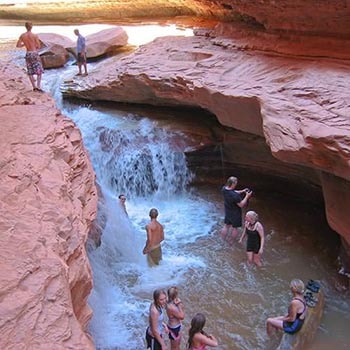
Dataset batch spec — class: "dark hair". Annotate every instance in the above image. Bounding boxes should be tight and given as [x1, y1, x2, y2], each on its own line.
[118, 194, 125, 199]
[25, 22, 33, 31]
[149, 208, 158, 219]
[187, 313, 206, 349]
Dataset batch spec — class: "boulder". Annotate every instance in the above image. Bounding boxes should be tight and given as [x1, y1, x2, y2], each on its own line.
[68, 27, 129, 59]
[38, 32, 75, 49]
[39, 44, 69, 68]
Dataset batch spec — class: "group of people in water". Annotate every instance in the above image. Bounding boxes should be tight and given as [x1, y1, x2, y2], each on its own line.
[134, 175, 309, 349]
[16, 22, 88, 92]
[221, 176, 264, 267]
[146, 287, 218, 350]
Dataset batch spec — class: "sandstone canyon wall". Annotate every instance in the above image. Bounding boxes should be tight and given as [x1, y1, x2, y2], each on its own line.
[0, 62, 97, 349]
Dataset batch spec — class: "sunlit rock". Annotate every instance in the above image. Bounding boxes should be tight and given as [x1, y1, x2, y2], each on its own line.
[68, 27, 129, 59]
[0, 61, 97, 349]
[61, 32, 350, 271]
[1, 0, 349, 39]
[39, 44, 69, 68]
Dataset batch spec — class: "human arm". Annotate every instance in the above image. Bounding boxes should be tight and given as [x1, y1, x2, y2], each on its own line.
[16, 35, 24, 48]
[237, 190, 252, 208]
[195, 332, 218, 347]
[257, 222, 265, 255]
[283, 300, 298, 322]
[239, 225, 247, 243]
[150, 306, 168, 349]
[142, 225, 151, 254]
[167, 299, 185, 321]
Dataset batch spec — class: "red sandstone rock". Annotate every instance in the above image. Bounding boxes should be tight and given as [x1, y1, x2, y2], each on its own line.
[0, 62, 97, 349]
[61, 33, 350, 262]
[68, 27, 129, 59]
[1, 1, 349, 39]
[39, 44, 69, 68]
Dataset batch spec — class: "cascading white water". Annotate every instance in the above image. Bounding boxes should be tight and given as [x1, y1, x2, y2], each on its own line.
[37, 32, 350, 350]
[63, 104, 215, 349]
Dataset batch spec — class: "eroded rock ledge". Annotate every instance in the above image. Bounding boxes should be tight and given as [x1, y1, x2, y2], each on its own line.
[61, 29, 350, 272]
[0, 62, 97, 349]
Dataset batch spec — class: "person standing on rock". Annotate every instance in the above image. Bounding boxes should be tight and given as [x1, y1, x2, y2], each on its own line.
[221, 176, 252, 245]
[143, 208, 164, 266]
[16, 22, 44, 92]
[74, 29, 88, 76]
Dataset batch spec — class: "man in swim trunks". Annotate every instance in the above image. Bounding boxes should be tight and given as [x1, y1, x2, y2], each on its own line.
[74, 29, 88, 76]
[143, 208, 164, 266]
[16, 22, 44, 92]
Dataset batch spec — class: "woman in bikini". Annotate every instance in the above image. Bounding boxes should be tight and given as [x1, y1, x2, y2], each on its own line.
[187, 313, 218, 350]
[239, 211, 265, 267]
[266, 279, 307, 336]
[166, 286, 185, 350]
[146, 289, 169, 350]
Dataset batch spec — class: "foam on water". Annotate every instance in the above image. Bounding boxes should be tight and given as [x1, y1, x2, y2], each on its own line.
[63, 103, 216, 349]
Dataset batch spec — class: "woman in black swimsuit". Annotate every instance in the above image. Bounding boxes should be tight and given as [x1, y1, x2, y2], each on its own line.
[239, 211, 265, 267]
[266, 279, 307, 336]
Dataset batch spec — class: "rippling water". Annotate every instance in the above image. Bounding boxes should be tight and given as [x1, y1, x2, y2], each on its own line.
[1, 22, 350, 350]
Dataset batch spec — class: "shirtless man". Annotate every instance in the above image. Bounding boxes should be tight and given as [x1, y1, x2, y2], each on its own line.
[143, 208, 164, 266]
[16, 22, 44, 92]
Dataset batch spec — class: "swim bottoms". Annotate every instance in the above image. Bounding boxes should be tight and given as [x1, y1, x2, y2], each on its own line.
[25, 51, 44, 76]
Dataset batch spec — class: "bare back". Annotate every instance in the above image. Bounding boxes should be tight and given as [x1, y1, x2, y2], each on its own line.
[17, 31, 40, 51]
[146, 220, 164, 250]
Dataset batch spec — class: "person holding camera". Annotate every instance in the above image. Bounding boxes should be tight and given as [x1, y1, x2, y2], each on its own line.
[239, 210, 265, 267]
[221, 176, 253, 245]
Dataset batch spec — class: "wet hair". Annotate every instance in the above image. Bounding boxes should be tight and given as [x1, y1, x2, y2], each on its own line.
[225, 176, 237, 187]
[246, 211, 259, 223]
[290, 279, 305, 294]
[167, 286, 178, 302]
[149, 208, 158, 219]
[187, 313, 207, 349]
[25, 22, 32, 31]
[153, 289, 166, 306]
[118, 194, 125, 199]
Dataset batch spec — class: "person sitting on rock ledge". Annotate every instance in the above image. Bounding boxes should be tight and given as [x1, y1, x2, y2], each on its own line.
[266, 279, 307, 336]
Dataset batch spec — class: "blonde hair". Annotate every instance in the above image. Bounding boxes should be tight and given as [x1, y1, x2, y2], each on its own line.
[167, 286, 178, 302]
[290, 279, 305, 294]
[246, 211, 259, 223]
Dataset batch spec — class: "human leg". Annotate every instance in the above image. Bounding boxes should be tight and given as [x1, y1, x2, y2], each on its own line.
[246, 251, 254, 265]
[253, 253, 262, 267]
[146, 332, 162, 350]
[168, 325, 181, 350]
[220, 224, 231, 240]
[28, 74, 36, 90]
[228, 227, 239, 244]
[36, 73, 42, 90]
[83, 61, 88, 75]
[266, 316, 283, 336]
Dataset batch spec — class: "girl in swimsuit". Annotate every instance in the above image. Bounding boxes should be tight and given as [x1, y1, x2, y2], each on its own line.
[146, 289, 169, 350]
[187, 313, 218, 350]
[239, 211, 265, 267]
[266, 279, 307, 336]
[166, 286, 185, 350]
